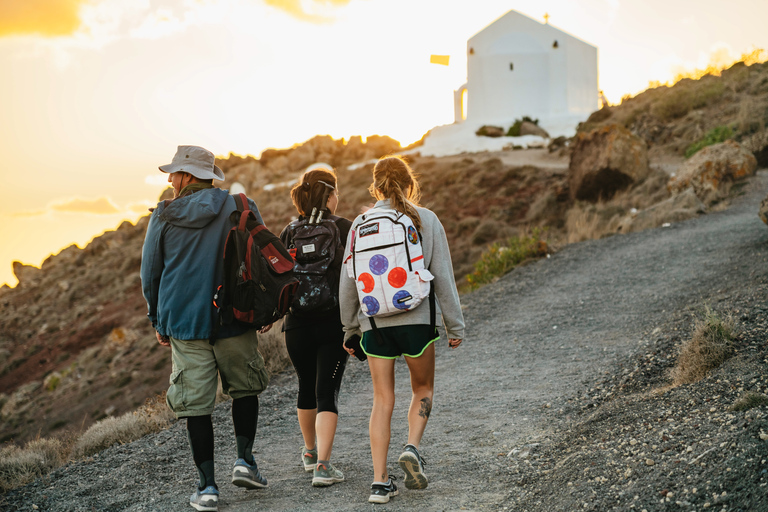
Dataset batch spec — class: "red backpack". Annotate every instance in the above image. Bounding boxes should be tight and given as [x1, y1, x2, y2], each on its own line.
[214, 193, 298, 334]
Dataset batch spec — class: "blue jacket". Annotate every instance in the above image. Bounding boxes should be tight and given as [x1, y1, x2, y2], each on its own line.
[140, 188, 264, 340]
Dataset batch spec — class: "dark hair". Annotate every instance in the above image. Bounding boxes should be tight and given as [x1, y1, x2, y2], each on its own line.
[369, 156, 422, 232]
[290, 168, 337, 216]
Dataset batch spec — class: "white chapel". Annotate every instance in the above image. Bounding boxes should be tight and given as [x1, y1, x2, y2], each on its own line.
[420, 10, 598, 155]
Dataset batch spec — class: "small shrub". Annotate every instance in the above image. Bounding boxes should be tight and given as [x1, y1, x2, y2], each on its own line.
[507, 116, 539, 136]
[0, 437, 67, 492]
[467, 230, 547, 290]
[730, 392, 768, 412]
[672, 307, 736, 385]
[73, 395, 173, 459]
[684, 125, 734, 158]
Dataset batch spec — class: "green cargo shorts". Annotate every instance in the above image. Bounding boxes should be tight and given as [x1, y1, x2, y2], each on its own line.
[167, 328, 269, 418]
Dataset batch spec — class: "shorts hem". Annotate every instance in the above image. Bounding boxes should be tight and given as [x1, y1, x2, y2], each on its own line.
[173, 408, 214, 419]
[363, 334, 439, 359]
[403, 335, 439, 358]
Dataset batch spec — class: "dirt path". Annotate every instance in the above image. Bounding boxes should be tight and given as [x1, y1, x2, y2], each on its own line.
[4, 172, 768, 512]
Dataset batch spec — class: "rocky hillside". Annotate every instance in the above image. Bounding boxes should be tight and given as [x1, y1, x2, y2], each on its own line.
[579, 60, 768, 167]
[1, 59, 767, 448]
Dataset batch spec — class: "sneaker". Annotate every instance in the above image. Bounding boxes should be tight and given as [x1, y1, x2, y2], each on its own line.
[398, 444, 428, 489]
[189, 485, 219, 511]
[302, 447, 318, 472]
[312, 462, 345, 487]
[369, 476, 398, 504]
[231, 458, 268, 489]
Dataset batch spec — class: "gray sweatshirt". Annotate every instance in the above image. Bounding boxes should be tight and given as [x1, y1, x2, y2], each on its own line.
[339, 199, 465, 342]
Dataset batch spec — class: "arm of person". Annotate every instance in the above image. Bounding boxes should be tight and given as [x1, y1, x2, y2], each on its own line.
[424, 211, 465, 342]
[338, 217, 363, 344]
[140, 213, 165, 331]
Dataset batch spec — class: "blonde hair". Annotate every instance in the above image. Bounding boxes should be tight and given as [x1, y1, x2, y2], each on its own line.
[369, 156, 422, 233]
[290, 168, 337, 217]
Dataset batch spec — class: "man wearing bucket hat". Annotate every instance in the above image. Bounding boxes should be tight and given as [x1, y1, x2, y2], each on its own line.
[141, 145, 270, 512]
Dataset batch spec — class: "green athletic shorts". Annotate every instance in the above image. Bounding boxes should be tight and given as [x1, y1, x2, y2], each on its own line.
[167, 328, 269, 418]
[361, 324, 439, 359]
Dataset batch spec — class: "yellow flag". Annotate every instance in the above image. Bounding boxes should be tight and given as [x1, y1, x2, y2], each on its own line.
[430, 55, 450, 66]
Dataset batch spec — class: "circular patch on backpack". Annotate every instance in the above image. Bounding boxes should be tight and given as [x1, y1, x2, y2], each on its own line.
[369, 254, 389, 276]
[392, 290, 413, 310]
[362, 295, 380, 315]
[358, 272, 375, 293]
[388, 267, 407, 288]
[407, 226, 419, 244]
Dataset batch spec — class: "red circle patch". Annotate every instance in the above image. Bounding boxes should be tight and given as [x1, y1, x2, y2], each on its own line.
[388, 267, 407, 288]
[358, 272, 375, 293]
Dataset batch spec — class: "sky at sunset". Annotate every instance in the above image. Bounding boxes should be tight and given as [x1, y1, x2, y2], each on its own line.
[1, 0, 767, 287]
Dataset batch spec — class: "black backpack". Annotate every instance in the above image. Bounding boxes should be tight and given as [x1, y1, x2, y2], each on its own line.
[286, 215, 344, 315]
[214, 193, 298, 334]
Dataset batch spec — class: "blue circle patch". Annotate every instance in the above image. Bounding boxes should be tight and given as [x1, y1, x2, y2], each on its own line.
[362, 296, 380, 315]
[369, 254, 389, 276]
[392, 290, 413, 310]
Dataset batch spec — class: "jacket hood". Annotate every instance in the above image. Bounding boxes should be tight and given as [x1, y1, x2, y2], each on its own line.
[155, 188, 230, 229]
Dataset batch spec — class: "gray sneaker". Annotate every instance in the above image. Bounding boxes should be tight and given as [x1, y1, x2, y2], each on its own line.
[302, 447, 318, 472]
[312, 462, 344, 487]
[398, 444, 428, 489]
[301, 448, 317, 473]
[189, 485, 219, 511]
[231, 458, 268, 489]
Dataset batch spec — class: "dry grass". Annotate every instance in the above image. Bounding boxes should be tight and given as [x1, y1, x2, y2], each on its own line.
[0, 394, 173, 492]
[259, 319, 291, 375]
[672, 308, 736, 386]
[730, 392, 768, 412]
[564, 201, 626, 243]
[0, 437, 68, 492]
[73, 394, 174, 459]
[0, 327, 292, 493]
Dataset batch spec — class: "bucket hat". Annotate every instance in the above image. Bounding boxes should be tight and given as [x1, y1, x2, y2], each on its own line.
[159, 145, 225, 181]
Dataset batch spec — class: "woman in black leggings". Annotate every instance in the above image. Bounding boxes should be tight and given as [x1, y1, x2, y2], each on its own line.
[280, 164, 351, 487]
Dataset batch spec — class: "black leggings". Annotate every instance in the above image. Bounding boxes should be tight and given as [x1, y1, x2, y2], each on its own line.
[285, 317, 349, 414]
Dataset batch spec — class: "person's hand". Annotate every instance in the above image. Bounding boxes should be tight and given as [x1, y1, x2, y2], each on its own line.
[156, 331, 170, 347]
[448, 338, 462, 349]
[259, 323, 273, 334]
[343, 339, 355, 355]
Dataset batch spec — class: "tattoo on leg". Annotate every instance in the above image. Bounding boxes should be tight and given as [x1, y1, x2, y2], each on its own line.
[381, 472, 387, 482]
[418, 397, 432, 419]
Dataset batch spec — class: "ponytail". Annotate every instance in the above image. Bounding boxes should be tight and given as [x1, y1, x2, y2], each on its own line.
[369, 156, 422, 233]
[290, 166, 337, 217]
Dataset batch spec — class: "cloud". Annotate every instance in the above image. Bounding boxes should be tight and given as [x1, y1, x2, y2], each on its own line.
[50, 197, 121, 214]
[8, 209, 47, 218]
[0, 0, 86, 37]
[263, 0, 354, 22]
[127, 200, 156, 213]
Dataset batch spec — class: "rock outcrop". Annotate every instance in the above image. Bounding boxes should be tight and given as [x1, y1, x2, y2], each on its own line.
[519, 121, 550, 138]
[667, 140, 757, 196]
[568, 124, 650, 201]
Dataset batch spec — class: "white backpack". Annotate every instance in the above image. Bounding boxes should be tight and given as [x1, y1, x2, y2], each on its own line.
[347, 208, 434, 318]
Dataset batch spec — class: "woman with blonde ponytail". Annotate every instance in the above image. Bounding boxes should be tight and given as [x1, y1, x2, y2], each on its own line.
[340, 155, 465, 504]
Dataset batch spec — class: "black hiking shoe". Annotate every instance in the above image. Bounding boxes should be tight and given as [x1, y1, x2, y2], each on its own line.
[368, 476, 398, 503]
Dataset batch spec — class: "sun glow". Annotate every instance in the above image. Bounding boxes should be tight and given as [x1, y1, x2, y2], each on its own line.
[1, 0, 768, 287]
